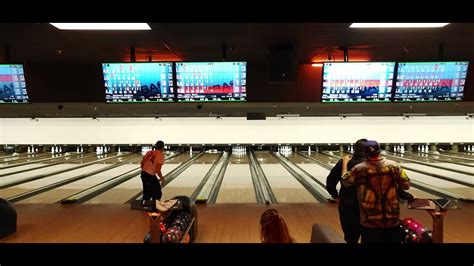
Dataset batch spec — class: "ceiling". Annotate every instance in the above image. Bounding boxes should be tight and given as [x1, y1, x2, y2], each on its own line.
[2, 23, 474, 64]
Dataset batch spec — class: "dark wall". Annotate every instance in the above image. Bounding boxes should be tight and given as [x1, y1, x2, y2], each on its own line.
[25, 62, 104, 103]
[462, 64, 474, 101]
[247, 63, 321, 102]
[22, 60, 473, 103]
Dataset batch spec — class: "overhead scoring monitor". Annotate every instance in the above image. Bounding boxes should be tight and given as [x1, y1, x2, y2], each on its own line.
[321, 62, 395, 102]
[102, 62, 174, 103]
[0, 64, 29, 103]
[394, 61, 469, 102]
[176, 61, 246, 102]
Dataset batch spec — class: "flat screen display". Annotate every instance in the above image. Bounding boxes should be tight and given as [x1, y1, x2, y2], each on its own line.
[0, 64, 29, 103]
[321, 62, 395, 102]
[394, 61, 469, 101]
[176, 62, 246, 102]
[102, 62, 174, 103]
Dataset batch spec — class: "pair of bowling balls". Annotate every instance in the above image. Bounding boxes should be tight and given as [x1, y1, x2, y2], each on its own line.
[400, 218, 433, 243]
[162, 225, 183, 243]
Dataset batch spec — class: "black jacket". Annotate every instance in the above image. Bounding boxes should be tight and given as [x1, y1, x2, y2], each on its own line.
[325, 153, 365, 203]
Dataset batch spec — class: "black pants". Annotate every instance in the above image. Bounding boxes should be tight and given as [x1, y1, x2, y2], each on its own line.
[140, 171, 162, 201]
[361, 226, 403, 243]
[338, 201, 361, 243]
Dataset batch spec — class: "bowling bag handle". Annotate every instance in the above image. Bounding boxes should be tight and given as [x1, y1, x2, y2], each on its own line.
[155, 199, 178, 213]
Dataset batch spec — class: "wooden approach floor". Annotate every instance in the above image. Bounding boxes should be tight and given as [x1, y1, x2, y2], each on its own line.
[1, 203, 473, 243]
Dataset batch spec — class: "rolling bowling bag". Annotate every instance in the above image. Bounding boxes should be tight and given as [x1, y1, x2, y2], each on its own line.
[0, 198, 17, 238]
[169, 195, 198, 242]
[144, 195, 197, 243]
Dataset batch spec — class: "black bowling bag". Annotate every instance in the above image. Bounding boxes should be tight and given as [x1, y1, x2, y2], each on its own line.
[144, 195, 198, 243]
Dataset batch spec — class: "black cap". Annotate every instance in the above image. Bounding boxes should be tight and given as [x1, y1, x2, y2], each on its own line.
[364, 140, 381, 156]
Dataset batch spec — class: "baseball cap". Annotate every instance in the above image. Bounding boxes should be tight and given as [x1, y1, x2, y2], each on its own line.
[364, 140, 381, 155]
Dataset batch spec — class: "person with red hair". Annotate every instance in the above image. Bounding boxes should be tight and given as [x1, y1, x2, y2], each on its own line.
[260, 209, 294, 243]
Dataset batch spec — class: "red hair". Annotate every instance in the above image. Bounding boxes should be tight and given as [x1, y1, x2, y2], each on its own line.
[260, 209, 294, 243]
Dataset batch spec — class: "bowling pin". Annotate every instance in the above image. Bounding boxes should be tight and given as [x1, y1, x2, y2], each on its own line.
[81, 147, 84, 153]
[59, 147, 62, 153]
[27, 146, 31, 153]
[117, 147, 121, 154]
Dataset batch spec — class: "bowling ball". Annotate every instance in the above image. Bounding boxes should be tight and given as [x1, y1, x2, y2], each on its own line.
[144, 232, 151, 243]
[172, 219, 187, 232]
[419, 230, 433, 243]
[162, 231, 179, 243]
[402, 218, 415, 227]
[182, 234, 191, 243]
[178, 212, 192, 225]
[171, 225, 184, 240]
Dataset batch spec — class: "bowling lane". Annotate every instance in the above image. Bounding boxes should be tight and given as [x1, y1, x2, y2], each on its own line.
[1, 164, 110, 200]
[1, 153, 53, 166]
[0, 154, 138, 198]
[442, 151, 474, 160]
[216, 153, 256, 203]
[411, 152, 474, 166]
[403, 170, 473, 199]
[306, 152, 339, 166]
[0, 153, 98, 176]
[285, 152, 335, 189]
[255, 151, 317, 203]
[162, 153, 221, 200]
[389, 152, 474, 173]
[84, 152, 194, 204]
[386, 154, 474, 186]
[16, 154, 144, 203]
[402, 162, 473, 185]
[0, 152, 26, 160]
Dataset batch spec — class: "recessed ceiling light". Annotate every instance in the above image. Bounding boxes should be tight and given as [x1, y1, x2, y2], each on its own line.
[50, 23, 151, 30]
[350, 23, 449, 28]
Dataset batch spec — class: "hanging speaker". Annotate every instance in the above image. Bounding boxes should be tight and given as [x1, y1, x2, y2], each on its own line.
[247, 112, 266, 120]
[268, 46, 297, 82]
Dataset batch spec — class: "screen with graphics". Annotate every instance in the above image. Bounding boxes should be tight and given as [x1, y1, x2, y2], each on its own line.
[321, 62, 395, 102]
[102, 62, 174, 103]
[0, 64, 29, 103]
[176, 62, 246, 102]
[394, 61, 469, 101]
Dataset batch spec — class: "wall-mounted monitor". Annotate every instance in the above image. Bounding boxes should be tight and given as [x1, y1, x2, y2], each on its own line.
[394, 61, 469, 102]
[0, 64, 29, 103]
[176, 62, 246, 102]
[102, 62, 174, 103]
[321, 62, 395, 102]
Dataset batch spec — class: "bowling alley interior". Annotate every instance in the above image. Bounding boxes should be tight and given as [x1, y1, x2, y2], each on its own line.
[0, 23, 473, 247]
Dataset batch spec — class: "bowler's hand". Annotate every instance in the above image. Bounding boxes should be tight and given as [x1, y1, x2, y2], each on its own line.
[342, 155, 352, 164]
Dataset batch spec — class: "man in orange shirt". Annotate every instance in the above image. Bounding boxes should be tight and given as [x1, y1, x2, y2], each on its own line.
[141, 140, 165, 203]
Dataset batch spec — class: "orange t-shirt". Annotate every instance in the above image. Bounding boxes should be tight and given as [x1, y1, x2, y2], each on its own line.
[141, 150, 165, 176]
